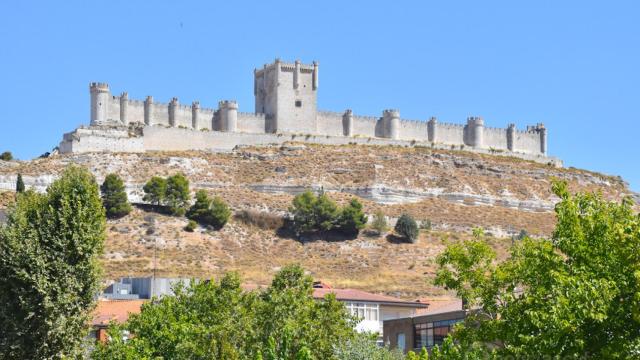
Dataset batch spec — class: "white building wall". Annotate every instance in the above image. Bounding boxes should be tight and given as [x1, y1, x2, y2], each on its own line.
[483, 127, 508, 150]
[398, 119, 429, 141]
[237, 112, 266, 133]
[515, 130, 541, 154]
[351, 116, 379, 137]
[436, 123, 465, 145]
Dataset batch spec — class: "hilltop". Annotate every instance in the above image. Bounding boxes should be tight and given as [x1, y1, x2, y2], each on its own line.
[0, 144, 633, 297]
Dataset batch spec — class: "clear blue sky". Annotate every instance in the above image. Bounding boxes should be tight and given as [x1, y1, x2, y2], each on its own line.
[1, 1, 638, 191]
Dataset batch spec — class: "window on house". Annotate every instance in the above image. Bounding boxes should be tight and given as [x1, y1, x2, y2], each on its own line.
[397, 333, 406, 352]
[295, 100, 302, 107]
[345, 302, 379, 321]
[414, 318, 463, 349]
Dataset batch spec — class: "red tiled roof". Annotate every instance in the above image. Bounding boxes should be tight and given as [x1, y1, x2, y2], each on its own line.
[415, 297, 462, 315]
[92, 299, 146, 327]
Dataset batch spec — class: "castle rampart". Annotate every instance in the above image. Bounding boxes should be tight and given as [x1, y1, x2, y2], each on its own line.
[63, 59, 553, 161]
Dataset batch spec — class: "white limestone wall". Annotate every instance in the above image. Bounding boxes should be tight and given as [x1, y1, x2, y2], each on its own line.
[483, 127, 508, 150]
[436, 123, 465, 145]
[107, 96, 121, 122]
[514, 130, 541, 154]
[316, 111, 344, 136]
[59, 127, 144, 153]
[152, 102, 170, 126]
[274, 66, 318, 134]
[237, 112, 266, 133]
[128, 100, 145, 124]
[397, 119, 429, 141]
[174, 105, 192, 128]
[198, 109, 215, 130]
[351, 116, 379, 137]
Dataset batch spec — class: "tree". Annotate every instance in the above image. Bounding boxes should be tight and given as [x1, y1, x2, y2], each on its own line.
[187, 190, 231, 230]
[15, 173, 24, 193]
[313, 192, 339, 231]
[100, 173, 132, 218]
[93, 265, 357, 359]
[336, 198, 367, 236]
[0, 165, 106, 359]
[142, 176, 166, 206]
[433, 181, 640, 358]
[0, 151, 12, 161]
[290, 190, 319, 234]
[333, 332, 404, 360]
[395, 214, 418, 243]
[165, 173, 190, 216]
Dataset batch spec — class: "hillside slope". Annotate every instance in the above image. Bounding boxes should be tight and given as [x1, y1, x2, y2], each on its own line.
[0, 144, 633, 297]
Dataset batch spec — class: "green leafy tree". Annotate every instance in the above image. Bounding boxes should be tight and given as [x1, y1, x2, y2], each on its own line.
[395, 214, 418, 243]
[165, 173, 190, 216]
[290, 190, 318, 234]
[142, 176, 167, 206]
[186, 189, 212, 221]
[313, 192, 339, 231]
[100, 173, 132, 218]
[433, 181, 640, 358]
[15, 173, 24, 193]
[0, 166, 106, 359]
[334, 332, 404, 360]
[0, 151, 12, 161]
[94, 265, 357, 360]
[210, 195, 232, 229]
[336, 198, 367, 236]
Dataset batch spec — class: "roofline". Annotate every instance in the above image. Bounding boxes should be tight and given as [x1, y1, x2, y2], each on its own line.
[313, 296, 427, 308]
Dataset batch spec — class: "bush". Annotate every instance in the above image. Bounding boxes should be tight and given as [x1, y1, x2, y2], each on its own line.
[143, 176, 167, 206]
[100, 174, 132, 218]
[336, 199, 367, 236]
[0, 151, 13, 161]
[235, 209, 284, 230]
[165, 173, 190, 216]
[290, 190, 366, 236]
[371, 210, 388, 235]
[184, 220, 197, 232]
[420, 219, 432, 231]
[186, 190, 231, 230]
[395, 214, 418, 243]
[15, 174, 25, 193]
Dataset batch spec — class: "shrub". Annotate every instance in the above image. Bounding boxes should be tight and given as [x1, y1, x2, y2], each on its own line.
[0, 151, 12, 161]
[420, 219, 432, 231]
[187, 190, 231, 230]
[143, 176, 167, 206]
[165, 173, 190, 216]
[100, 173, 132, 218]
[184, 220, 197, 232]
[371, 210, 388, 235]
[395, 214, 418, 243]
[336, 198, 367, 236]
[235, 209, 284, 230]
[313, 192, 340, 231]
[15, 174, 25, 193]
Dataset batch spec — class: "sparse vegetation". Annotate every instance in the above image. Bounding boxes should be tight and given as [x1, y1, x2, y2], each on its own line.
[15, 173, 24, 193]
[184, 219, 197, 232]
[370, 210, 388, 235]
[235, 209, 284, 230]
[100, 173, 132, 218]
[419, 219, 432, 231]
[0, 151, 12, 161]
[395, 214, 418, 243]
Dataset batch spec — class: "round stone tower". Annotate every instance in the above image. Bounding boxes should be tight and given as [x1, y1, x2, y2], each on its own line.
[218, 100, 238, 132]
[342, 109, 353, 137]
[466, 116, 484, 148]
[383, 109, 400, 140]
[90, 82, 110, 125]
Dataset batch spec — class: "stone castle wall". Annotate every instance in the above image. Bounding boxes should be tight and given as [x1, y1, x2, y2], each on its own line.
[77, 60, 549, 158]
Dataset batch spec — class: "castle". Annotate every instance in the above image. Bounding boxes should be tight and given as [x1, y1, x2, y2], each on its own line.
[60, 59, 555, 164]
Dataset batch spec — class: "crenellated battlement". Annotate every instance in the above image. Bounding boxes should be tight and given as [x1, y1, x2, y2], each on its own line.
[70, 59, 552, 159]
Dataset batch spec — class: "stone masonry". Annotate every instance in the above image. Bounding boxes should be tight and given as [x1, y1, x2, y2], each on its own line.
[61, 59, 551, 161]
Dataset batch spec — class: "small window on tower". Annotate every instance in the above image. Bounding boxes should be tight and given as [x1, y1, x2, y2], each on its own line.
[295, 100, 302, 108]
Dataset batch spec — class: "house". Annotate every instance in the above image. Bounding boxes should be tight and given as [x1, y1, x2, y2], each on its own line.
[311, 282, 427, 343]
[383, 298, 466, 353]
[98, 278, 426, 343]
[91, 299, 145, 342]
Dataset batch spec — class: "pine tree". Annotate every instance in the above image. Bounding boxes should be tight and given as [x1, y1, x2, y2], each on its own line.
[336, 198, 367, 236]
[395, 213, 419, 243]
[100, 173, 132, 218]
[15, 173, 25, 193]
[143, 176, 167, 206]
[165, 173, 190, 216]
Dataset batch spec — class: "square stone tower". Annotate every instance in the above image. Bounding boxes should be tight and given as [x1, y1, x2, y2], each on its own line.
[254, 59, 319, 134]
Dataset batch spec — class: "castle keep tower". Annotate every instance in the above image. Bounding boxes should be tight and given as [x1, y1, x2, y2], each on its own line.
[254, 59, 319, 134]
